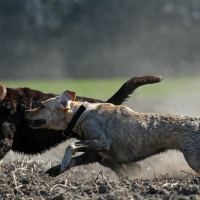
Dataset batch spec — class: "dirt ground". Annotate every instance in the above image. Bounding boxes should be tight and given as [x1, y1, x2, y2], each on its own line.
[2, 97, 200, 199]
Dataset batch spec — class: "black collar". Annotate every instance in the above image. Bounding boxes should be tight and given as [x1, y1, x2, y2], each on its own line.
[62, 102, 88, 137]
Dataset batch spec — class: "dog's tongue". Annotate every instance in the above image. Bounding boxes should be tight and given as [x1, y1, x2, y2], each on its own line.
[29, 119, 46, 127]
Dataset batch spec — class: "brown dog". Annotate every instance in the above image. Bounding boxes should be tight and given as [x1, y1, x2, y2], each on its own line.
[26, 89, 200, 178]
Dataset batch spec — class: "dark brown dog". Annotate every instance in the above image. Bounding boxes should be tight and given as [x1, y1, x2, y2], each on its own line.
[0, 76, 162, 176]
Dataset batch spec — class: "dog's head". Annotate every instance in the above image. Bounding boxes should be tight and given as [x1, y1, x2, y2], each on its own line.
[26, 91, 76, 130]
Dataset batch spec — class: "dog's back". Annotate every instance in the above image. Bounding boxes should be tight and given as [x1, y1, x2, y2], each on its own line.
[73, 103, 149, 163]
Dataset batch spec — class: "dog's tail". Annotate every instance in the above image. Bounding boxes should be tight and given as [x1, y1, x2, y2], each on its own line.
[106, 75, 163, 105]
[0, 83, 6, 102]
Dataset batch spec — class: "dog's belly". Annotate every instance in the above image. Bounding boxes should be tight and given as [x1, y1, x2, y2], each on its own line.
[98, 145, 138, 163]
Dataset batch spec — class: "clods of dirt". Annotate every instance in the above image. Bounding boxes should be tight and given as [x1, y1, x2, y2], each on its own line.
[0, 157, 200, 200]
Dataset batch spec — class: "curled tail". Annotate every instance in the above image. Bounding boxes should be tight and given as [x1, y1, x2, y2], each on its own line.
[107, 75, 163, 105]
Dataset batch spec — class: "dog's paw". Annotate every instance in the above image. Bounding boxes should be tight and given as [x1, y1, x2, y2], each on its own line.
[45, 164, 61, 177]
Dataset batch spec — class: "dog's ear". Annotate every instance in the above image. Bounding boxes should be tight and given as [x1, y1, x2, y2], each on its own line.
[0, 83, 6, 102]
[65, 91, 76, 101]
[58, 90, 76, 108]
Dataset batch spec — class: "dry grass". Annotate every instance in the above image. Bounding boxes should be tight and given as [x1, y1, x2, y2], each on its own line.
[1, 156, 200, 200]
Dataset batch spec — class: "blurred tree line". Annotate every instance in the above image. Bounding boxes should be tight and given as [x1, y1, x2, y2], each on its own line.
[0, 0, 200, 79]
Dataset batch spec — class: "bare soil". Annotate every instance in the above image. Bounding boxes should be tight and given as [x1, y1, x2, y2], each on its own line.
[1, 156, 200, 200]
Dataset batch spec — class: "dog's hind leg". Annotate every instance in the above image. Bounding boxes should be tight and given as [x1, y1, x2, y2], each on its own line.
[99, 160, 142, 179]
[183, 147, 200, 174]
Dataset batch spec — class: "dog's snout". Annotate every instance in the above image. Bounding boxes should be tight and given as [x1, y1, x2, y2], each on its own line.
[26, 110, 30, 113]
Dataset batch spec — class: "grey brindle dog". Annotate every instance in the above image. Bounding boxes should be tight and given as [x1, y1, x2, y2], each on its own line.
[26, 90, 200, 177]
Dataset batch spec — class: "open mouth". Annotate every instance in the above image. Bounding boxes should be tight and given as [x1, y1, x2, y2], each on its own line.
[29, 119, 46, 127]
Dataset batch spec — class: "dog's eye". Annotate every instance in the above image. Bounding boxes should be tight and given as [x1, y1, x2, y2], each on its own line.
[40, 104, 45, 109]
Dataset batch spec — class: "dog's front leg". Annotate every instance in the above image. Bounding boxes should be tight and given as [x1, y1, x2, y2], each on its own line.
[45, 144, 77, 177]
[61, 144, 76, 172]
[0, 121, 15, 159]
[61, 140, 109, 173]
[46, 152, 102, 177]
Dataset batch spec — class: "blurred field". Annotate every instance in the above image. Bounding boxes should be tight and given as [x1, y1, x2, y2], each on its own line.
[2, 76, 200, 99]
[2, 78, 131, 101]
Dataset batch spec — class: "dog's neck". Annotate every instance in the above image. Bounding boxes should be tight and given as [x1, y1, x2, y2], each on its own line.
[64, 101, 89, 126]
[65, 101, 89, 133]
